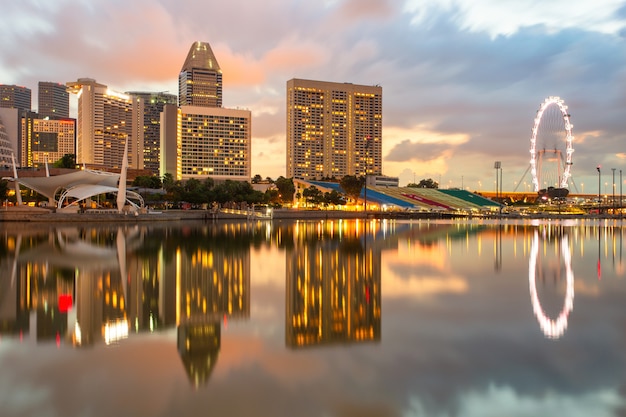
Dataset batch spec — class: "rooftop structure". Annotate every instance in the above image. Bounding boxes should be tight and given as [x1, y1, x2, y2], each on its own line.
[179, 41, 222, 108]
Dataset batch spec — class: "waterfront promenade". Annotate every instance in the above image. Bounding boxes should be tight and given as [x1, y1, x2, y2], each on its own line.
[0, 205, 619, 222]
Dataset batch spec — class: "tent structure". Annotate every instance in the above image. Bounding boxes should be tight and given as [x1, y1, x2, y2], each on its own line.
[6, 169, 144, 212]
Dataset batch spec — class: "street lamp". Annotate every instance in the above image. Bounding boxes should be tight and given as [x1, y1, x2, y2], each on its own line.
[597, 166, 601, 210]
[612, 168, 616, 214]
[494, 161, 502, 216]
[364, 137, 371, 215]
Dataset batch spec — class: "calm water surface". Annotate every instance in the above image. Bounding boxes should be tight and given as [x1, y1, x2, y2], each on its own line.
[0, 218, 625, 417]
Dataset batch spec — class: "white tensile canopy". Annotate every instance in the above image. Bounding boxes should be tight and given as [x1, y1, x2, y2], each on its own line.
[7, 169, 142, 210]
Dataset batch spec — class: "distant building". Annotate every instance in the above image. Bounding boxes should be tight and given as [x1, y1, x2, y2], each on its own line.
[161, 104, 251, 181]
[38, 82, 69, 118]
[126, 91, 177, 175]
[0, 108, 19, 167]
[66, 78, 144, 170]
[20, 111, 76, 168]
[0, 84, 31, 112]
[179, 41, 222, 108]
[366, 175, 398, 187]
[286, 79, 382, 180]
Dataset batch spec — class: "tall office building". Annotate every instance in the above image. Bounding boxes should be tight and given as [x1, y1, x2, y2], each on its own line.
[20, 112, 75, 168]
[286, 79, 382, 180]
[161, 104, 251, 181]
[162, 41, 251, 181]
[0, 84, 31, 112]
[179, 41, 222, 108]
[38, 82, 69, 118]
[66, 78, 144, 170]
[126, 91, 177, 175]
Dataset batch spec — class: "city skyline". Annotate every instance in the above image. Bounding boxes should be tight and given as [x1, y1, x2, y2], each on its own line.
[1, 0, 624, 190]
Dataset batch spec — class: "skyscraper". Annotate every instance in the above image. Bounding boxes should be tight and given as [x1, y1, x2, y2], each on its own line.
[178, 41, 222, 108]
[126, 91, 177, 175]
[67, 78, 144, 170]
[161, 41, 251, 181]
[286, 79, 382, 180]
[0, 84, 31, 112]
[38, 82, 69, 118]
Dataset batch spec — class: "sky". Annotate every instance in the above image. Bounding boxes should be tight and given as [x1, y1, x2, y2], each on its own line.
[1, 0, 625, 191]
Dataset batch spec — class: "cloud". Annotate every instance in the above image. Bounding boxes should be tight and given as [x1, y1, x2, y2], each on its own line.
[0, 0, 624, 188]
[404, 0, 626, 37]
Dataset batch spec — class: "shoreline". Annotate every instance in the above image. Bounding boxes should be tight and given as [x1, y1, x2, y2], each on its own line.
[0, 207, 622, 222]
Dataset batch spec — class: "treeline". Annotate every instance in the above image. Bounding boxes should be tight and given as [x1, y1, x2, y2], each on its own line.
[134, 174, 297, 208]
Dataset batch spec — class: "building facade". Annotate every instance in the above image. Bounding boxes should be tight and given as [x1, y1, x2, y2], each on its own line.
[38, 82, 70, 119]
[286, 79, 382, 180]
[0, 84, 31, 112]
[67, 78, 144, 170]
[20, 112, 76, 168]
[126, 91, 177, 175]
[179, 41, 222, 108]
[161, 105, 251, 181]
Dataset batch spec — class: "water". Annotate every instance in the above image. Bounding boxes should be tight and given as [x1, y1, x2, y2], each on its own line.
[0, 218, 624, 417]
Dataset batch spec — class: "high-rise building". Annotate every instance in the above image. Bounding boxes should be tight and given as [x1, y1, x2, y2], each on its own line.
[162, 41, 251, 181]
[178, 41, 222, 108]
[161, 104, 251, 181]
[286, 79, 382, 180]
[126, 91, 177, 175]
[38, 82, 69, 118]
[66, 78, 144, 170]
[20, 112, 76, 168]
[0, 84, 31, 112]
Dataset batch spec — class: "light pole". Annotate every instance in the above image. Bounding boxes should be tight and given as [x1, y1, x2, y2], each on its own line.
[612, 168, 616, 214]
[597, 166, 601, 211]
[494, 161, 501, 217]
[364, 137, 370, 216]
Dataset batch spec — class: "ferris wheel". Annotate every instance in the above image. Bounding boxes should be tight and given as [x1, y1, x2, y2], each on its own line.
[529, 97, 575, 192]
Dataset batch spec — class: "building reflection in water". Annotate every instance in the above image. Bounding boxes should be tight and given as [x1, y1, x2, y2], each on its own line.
[286, 219, 382, 348]
[0, 223, 251, 388]
[528, 226, 574, 340]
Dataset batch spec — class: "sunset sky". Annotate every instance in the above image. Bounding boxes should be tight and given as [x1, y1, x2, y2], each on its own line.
[1, 0, 625, 191]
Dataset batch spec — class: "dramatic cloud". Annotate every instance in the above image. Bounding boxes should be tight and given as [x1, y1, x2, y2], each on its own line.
[0, 0, 624, 187]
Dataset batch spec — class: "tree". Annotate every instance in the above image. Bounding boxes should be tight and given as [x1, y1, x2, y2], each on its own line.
[324, 190, 345, 206]
[340, 175, 363, 203]
[0, 179, 8, 201]
[133, 175, 162, 189]
[274, 176, 295, 204]
[415, 178, 439, 189]
[162, 173, 176, 192]
[252, 174, 263, 184]
[53, 154, 76, 169]
[302, 186, 324, 207]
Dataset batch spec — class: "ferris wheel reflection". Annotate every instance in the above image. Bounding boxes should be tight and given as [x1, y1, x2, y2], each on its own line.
[528, 229, 575, 340]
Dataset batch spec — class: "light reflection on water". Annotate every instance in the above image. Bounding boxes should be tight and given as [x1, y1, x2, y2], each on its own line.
[0, 219, 624, 417]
